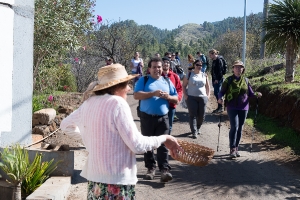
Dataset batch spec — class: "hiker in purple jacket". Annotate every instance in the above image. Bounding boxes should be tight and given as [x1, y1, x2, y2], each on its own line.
[217, 60, 262, 158]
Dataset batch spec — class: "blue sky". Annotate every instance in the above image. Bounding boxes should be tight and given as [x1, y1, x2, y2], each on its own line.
[95, 0, 274, 30]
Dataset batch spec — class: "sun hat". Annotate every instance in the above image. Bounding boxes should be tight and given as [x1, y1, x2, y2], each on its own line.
[233, 60, 245, 68]
[92, 64, 138, 92]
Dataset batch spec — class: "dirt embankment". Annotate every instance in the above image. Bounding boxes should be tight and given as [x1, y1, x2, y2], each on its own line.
[254, 87, 300, 133]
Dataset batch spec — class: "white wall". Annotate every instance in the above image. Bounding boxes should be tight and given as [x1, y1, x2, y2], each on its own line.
[0, 0, 34, 147]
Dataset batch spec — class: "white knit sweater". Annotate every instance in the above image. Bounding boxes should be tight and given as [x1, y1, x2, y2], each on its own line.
[60, 94, 166, 185]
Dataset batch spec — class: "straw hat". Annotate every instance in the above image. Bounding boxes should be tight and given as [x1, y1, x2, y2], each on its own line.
[92, 63, 138, 92]
[233, 60, 245, 68]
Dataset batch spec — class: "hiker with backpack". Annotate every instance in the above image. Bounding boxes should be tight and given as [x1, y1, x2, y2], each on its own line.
[209, 49, 227, 113]
[217, 60, 262, 158]
[134, 57, 178, 182]
[170, 52, 184, 80]
[196, 51, 209, 73]
[182, 59, 210, 139]
[162, 57, 183, 135]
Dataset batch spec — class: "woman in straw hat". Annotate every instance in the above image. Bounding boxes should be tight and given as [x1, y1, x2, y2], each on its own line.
[217, 60, 262, 158]
[60, 63, 182, 199]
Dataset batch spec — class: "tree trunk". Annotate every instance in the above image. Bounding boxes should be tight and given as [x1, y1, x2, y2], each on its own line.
[12, 184, 21, 200]
[285, 38, 297, 82]
[33, 52, 46, 91]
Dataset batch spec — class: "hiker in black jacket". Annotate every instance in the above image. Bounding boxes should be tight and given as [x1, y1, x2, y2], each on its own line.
[209, 49, 224, 113]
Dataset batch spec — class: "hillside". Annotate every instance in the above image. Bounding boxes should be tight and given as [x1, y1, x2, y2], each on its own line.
[174, 23, 211, 45]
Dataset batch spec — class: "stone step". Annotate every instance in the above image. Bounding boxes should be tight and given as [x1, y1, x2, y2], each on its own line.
[26, 176, 71, 200]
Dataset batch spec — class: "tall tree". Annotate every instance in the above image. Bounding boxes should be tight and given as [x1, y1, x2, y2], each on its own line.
[262, 0, 300, 82]
[92, 20, 149, 68]
[34, 0, 95, 89]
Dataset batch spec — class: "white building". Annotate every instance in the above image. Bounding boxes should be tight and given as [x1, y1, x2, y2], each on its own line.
[0, 0, 34, 147]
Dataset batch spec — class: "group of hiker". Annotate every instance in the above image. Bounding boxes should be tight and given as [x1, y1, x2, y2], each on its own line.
[60, 50, 262, 199]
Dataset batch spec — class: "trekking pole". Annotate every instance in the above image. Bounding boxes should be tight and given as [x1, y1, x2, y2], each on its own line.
[250, 97, 259, 152]
[217, 115, 222, 152]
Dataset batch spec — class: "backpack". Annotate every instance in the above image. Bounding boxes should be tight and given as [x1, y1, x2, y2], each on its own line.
[136, 76, 149, 118]
[218, 55, 228, 75]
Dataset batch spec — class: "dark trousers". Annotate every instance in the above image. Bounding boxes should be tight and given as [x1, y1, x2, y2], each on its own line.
[168, 107, 176, 135]
[140, 112, 170, 171]
[186, 96, 208, 133]
[213, 78, 223, 101]
[227, 109, 248, 148]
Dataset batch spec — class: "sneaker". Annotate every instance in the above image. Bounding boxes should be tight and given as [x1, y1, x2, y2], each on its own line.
[229, 148, 237, 158]
[197, 129, 201, 135]
[144, 168, 156, 180]
[236, 147, 240, 157]
[212, 108, 223, 114]
[160, 169, 172, 182]
[173, 115, 179, 121]
[192, 132, 197, 139]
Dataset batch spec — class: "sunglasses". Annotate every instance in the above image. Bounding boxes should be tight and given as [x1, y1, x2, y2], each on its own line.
[195, 64, 202, 67]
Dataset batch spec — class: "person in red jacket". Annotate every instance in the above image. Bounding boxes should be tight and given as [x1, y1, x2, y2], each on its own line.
[162, 57, 183, 134]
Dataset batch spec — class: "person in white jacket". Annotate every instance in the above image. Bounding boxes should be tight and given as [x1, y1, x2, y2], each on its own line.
[60, 63, 182, 200]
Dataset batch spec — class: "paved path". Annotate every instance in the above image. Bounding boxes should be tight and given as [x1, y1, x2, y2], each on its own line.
[68, 91, 300, 200]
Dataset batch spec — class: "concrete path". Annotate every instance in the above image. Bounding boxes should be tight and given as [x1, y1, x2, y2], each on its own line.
[67, 91, 300, 200]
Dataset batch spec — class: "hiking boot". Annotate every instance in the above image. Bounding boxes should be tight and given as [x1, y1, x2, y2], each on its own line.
[236, 147, 240, 157]
[192, 132, 197, 139]
[160, 169, 173, 182]
[229, 148, 237, 158]
[144, 168, 156, 180]
[212, 104, 223, 114]
[212, 107, 223, 114]
[173, 115, 179, 121]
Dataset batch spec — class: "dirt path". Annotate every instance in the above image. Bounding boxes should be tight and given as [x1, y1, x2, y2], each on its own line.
[66, 91, 300, 200]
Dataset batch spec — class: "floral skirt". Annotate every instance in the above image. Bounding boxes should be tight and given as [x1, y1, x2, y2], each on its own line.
[87, 181, 136, 200]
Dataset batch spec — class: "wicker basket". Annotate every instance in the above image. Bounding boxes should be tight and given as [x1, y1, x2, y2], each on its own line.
[175, 140, 215, 167]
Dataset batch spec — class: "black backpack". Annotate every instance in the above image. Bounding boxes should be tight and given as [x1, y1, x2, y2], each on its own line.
[218, 55, 228, 75]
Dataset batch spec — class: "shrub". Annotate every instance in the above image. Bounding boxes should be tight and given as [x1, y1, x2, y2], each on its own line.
[0, 144, 59, 199]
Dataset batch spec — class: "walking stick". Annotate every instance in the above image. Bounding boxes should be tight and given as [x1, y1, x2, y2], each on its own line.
[217, 115, 222, 152]
[250, 97, 259, 152]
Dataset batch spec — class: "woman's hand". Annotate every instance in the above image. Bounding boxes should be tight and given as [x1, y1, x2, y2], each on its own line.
[164, 135, 184, 159]
[217, 99, 223, 104]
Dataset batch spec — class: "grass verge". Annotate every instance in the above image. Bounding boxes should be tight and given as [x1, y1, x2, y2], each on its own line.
[246, 111, 300, 154]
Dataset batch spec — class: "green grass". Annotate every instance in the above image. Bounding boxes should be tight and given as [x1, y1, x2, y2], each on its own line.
[246, 111, 300, 153]
[246, 62, 300, 99]
[243, 60, 300, 154]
